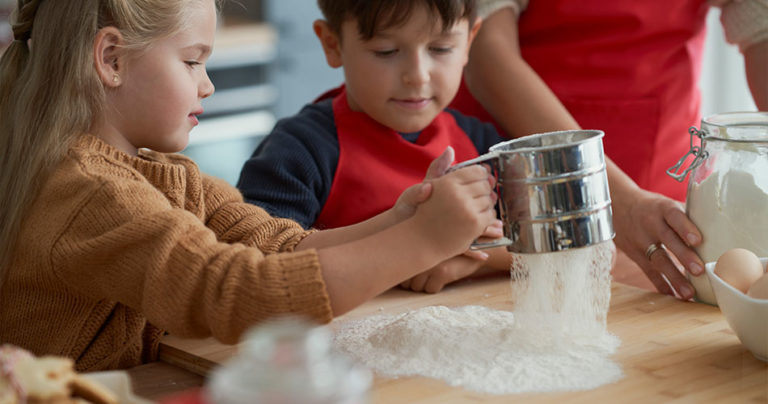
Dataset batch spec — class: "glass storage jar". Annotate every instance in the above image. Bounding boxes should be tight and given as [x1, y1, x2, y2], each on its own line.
[207, 317, 371, 404]
[668, 112, 768, 305]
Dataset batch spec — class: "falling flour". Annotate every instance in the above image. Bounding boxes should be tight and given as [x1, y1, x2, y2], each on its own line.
[333, 242, 623, 395]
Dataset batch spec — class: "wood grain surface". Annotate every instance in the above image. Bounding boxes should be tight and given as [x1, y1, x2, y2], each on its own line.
[159, 269, 768, 403]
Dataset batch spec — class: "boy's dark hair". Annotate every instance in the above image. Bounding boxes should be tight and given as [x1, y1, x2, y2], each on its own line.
[317, 0, 476, 40]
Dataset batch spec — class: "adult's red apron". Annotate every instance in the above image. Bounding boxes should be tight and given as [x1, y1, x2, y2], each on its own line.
[451, 0, 709, 201]
[314, 87, 480, 229]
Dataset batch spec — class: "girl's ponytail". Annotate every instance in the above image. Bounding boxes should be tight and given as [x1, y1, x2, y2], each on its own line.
[0, 0, 206, 284]
[0, 0, 39, 107]
[0, 0, 100, 284]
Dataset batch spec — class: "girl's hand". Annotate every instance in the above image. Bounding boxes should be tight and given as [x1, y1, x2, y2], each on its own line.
[413, 164, 497, 258]
[392, 147, 498, 224]
[392, 147, 455, 222]
[462, 219, 504, 260]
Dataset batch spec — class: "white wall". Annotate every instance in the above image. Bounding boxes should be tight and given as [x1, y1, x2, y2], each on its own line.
[699, 8, 758, 118]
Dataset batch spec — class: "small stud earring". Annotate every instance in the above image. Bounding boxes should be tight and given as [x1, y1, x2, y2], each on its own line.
[112, 74, 119, 83]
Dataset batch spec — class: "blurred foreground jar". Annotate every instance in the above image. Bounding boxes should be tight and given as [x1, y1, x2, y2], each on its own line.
[668, 112, 768, 305]
[207, 317, 371, 404]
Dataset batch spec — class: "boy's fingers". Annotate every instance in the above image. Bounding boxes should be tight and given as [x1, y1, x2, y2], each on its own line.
[408, 272, 430, 292]
[424, 146, 455, 180]
[423, 277, 447, 294]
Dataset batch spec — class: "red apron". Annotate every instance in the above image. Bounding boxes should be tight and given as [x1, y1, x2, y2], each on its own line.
[450, 0, 709, 201]
[314, 87, 479, 229]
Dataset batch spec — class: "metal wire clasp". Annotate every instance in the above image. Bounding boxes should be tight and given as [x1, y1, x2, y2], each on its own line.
[666, 126, 708, 182]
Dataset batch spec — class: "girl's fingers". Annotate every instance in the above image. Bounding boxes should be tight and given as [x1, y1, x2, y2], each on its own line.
[450, 165, 491, 183]
[480, 220, 503, 238]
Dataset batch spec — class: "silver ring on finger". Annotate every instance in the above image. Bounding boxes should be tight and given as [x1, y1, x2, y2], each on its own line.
[645, 242, 664, 261]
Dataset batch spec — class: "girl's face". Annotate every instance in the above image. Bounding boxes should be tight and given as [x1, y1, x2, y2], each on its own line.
[337, 5, 477, 133]
[104, 1, 216, 154]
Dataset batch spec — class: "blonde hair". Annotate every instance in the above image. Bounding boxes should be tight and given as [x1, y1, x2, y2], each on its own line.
[0, 0, 214, 282]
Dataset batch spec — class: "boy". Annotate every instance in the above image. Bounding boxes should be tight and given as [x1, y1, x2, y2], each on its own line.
[238, 0, 510, 293]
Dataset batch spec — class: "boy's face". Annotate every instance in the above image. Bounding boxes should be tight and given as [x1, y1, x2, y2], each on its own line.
[317, 5, 479, 133]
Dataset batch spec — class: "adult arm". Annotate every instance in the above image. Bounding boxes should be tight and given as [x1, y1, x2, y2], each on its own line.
[744, 40, 768, 110]
[463, 7, 704, 299]
[719, 0, 768, 110]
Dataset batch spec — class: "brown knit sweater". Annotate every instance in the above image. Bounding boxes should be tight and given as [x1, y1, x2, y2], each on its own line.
[0, 136, 333, 371]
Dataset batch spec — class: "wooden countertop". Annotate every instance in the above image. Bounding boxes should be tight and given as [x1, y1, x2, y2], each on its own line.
[137, 253, 768, 403]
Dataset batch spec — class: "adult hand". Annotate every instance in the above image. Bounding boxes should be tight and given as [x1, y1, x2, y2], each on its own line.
[612, 188, 704, 300]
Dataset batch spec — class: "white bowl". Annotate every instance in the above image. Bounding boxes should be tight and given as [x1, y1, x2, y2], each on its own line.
[705, 258, 768, 362]
[688, 270, 718, 306]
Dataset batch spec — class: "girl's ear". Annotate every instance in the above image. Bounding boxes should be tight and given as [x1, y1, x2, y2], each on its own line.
[93, 27, 125, 88]
[313, 20, 343, 68]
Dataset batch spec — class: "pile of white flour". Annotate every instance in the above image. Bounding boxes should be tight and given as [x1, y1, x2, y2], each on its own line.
[333, 242, 622, 394]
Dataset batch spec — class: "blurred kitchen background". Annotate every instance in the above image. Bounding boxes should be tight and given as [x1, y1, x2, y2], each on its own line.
[0, 1, 757, 185]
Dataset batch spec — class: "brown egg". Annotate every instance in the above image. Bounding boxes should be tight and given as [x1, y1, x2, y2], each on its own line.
[748, 272, 768, 299]
[714, 248, 765, 294]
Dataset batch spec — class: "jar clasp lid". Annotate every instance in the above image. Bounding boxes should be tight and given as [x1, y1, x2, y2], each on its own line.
[666, 127, 708, 182]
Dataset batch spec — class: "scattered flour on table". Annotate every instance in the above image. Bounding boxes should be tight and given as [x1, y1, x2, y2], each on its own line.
[334, 242, 622, 395]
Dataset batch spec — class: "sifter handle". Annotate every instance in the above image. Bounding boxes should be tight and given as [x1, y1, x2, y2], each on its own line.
[449, 152, 513, 251]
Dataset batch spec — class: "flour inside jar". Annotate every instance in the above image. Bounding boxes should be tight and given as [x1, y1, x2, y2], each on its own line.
[686, 169, 768, 304]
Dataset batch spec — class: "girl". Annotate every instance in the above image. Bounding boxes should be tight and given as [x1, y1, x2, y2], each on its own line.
[0, 0, 498, 371]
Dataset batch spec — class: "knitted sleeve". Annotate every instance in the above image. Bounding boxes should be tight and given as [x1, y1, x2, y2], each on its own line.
[50, 180, 333, 344]
[202, 174, 315, 252]
[720, 0, 768, 52]
[237, 100, 339, 229]
[476, 0, 529, 19]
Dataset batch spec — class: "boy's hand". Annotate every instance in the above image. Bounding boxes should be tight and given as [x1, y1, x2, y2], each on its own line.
[400, 255, 485, 293]
[401, 220, 505, 292]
